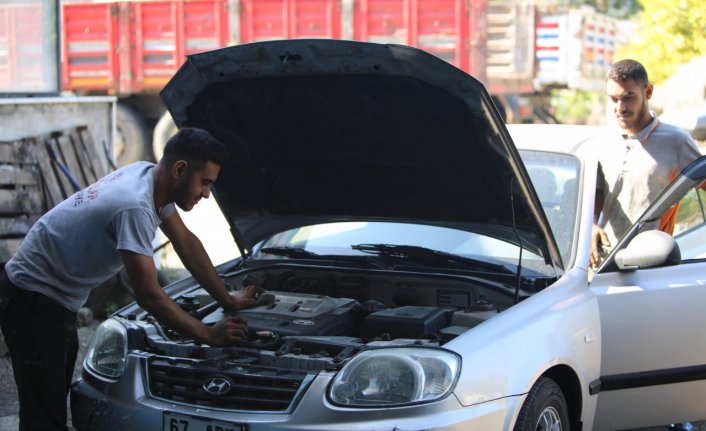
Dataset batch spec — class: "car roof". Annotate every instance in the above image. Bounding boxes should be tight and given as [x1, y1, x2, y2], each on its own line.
[507, 124, 603, 154]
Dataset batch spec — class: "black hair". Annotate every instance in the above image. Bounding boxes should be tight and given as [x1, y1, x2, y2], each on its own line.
[607, 59, 649, 86]
[161, 127, 230, 168]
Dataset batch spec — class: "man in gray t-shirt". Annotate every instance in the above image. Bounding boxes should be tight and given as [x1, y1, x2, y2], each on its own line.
[0, 127, 259, 431]
[591, 59, 702, 268]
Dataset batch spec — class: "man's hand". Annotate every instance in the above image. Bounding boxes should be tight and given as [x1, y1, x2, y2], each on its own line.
[223, 285, 263, 311]
[206, 315, 249, 346]
[161, 212, 262, 313]
[590, 223, 611, 268]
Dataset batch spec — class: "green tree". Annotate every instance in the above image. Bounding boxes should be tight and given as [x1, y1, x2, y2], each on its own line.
[567, 0, 641, 17]
[618, 0, 706, 83]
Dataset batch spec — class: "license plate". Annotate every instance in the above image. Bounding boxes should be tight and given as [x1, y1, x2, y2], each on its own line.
[163, 412, 245, 431]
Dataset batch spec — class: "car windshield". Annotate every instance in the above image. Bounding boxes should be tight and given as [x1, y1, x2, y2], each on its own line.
[520, 149, 581, 266]
[256, 221, 554, 276]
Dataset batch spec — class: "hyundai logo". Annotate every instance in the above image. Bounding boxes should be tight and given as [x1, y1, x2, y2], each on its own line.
[202, 376, 232, 396]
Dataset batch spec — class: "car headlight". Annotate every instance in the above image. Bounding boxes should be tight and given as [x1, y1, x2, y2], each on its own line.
[85, 318, 128, 378]
[329, 348, 460, 407]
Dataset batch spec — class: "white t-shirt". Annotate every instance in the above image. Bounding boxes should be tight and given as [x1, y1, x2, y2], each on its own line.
[5, 162, 175, 312]
[596, 116, 701, 245]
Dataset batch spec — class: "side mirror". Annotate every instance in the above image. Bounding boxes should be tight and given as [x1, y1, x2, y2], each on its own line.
[614, 230, 681, 271]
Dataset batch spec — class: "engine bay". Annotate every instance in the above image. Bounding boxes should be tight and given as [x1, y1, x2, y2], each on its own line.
[130, 266, 516, 371]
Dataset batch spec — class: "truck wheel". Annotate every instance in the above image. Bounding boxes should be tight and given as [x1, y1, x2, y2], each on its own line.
[513, 377, 569, 431]
[115, 103, 151, 166]
[152, 112, 178, 161]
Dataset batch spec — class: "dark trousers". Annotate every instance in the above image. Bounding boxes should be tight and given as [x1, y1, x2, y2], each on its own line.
[0, 271, 78, 431]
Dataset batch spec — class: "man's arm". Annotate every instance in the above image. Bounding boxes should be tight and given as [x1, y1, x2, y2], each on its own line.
[120, 250, 248, 346]
[590, 188, 610, 268]
[594, 187, 604, 224]
[159, 210, 259, 311]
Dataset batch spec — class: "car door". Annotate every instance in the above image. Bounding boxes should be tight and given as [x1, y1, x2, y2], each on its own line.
[590, 156, 706, 430]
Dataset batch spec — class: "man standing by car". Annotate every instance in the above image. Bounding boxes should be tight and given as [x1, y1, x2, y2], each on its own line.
[590, 59, 703, 268]
[0, 127, 259, 431]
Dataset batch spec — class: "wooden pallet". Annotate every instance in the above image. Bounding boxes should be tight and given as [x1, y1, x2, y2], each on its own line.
[0, 126, 109, 263]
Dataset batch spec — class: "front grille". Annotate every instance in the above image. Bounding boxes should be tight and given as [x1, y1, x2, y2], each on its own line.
[147, 356, 311, 412]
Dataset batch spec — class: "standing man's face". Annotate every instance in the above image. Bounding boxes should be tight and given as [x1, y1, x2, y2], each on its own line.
[172, 160, 220, 211]
[606, 78, 653, 135]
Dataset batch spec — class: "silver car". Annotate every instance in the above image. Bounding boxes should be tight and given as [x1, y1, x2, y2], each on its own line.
[70, 40, 706, 430]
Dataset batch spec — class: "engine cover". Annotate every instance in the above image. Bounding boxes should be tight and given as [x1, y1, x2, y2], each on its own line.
[362, 306, 452, 340]
[206, 291, 362, 337]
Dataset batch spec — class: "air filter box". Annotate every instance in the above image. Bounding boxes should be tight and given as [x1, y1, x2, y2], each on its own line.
[362, 306, 451, 340]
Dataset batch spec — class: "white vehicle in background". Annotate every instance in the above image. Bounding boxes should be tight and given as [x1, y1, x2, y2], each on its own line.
[654, 56, 706, 142]
[70, 40, 706, 431]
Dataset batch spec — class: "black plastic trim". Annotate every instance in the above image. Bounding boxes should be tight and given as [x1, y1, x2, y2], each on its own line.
[589, 364, 706, 395]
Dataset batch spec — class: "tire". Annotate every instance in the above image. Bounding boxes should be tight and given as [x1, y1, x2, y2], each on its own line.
[115, 103, 151, 166]
[152, 111, 178, 162]
[514, 377, 570, 431]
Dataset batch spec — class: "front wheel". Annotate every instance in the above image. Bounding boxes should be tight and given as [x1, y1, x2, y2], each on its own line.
[514, 377, 570, 431]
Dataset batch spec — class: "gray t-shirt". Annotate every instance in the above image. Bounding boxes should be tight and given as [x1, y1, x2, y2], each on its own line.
[596, 117, 701, 245]
[5, 162, 175, 312]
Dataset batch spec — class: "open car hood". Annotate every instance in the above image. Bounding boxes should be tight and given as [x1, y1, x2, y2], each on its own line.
[161, 39, 561, 267]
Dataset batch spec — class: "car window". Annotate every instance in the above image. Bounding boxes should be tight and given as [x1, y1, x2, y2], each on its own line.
[674, 187, 706, 260]
[520, 150, 581, 266]
[674, 188, 706, 234]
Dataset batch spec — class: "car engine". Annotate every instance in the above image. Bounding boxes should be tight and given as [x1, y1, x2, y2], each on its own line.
[134, 267, 509, 364]
[122, 266, 512, 411]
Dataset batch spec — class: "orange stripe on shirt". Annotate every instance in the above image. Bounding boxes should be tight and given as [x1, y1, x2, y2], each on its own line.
[659, 170, 680, 234]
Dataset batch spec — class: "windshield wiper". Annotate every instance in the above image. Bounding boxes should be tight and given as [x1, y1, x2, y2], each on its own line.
[259, 247, 322, 258]
[258, 246, 386, 269]
[350, 243, 513, 274]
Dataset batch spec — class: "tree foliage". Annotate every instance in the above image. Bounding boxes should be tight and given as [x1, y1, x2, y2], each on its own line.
[566, 0, 641, 18]
[618, 0, 706, 83]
